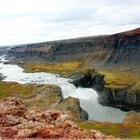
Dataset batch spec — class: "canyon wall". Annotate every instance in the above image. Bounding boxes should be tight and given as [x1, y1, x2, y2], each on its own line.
[8, 28, 140, 69]
[72, 70, 140, 110]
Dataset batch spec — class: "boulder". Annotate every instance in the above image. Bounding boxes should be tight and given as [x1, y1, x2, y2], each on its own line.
[0, 97, 118, 139]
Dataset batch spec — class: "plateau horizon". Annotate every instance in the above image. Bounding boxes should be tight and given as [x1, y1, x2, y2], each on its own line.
[0, 0, 139, 46]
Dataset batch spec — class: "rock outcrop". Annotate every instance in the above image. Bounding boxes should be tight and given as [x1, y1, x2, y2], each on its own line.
[0, 97, 118, 139]
[73, 70, 140, 110]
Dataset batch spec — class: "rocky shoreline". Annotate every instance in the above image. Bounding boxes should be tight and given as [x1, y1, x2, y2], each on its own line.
[72, 70, 140, 111]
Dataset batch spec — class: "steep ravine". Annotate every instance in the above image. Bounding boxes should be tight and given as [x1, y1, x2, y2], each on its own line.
[72, 70, 140, 110]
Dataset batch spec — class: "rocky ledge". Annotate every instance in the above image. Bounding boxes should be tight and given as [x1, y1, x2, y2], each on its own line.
[0, 97, 118, 139]
[73, 70, 140, 110]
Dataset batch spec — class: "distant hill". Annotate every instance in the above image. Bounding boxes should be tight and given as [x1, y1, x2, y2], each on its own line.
[8, 28, 140, 70]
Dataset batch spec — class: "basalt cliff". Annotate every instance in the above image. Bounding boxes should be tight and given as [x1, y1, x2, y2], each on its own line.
[72, 70, 140, 110]
[8, 28, 140, 70]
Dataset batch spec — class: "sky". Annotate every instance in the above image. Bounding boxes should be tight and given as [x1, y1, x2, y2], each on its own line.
[0, 0, 139, 46]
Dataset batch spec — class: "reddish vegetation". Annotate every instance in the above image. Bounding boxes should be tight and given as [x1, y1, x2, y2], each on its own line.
[0, 97, 119, 139]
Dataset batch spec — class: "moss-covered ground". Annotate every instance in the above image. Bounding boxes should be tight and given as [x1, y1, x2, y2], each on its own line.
[77, 121, 140, 138]
[98, 69, 140, 93]
[21, 61, 90, 77]
[0, 81, 35, 98]
[0, 81, 59, 99]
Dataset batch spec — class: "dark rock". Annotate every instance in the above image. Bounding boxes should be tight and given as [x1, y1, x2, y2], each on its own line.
[72, 70, 140, 110]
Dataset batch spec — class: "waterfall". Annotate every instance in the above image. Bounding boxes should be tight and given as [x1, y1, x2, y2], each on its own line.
[0, 56, 126, 122]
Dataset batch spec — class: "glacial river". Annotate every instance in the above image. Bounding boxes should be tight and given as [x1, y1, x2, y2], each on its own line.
[0, 56, 126, 122]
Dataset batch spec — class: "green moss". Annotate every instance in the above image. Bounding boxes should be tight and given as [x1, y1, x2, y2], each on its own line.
[98, 69, 140, 93]
[77, 121, 140, 138]
[21, 61, 90, 77]
[0, 81, 60, 99]
[0, 81, 35, 98]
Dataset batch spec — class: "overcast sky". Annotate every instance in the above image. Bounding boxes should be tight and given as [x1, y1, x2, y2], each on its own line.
[0, 0, 139, 46]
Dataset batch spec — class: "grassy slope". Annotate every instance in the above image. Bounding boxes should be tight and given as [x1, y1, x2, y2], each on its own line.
[77, 121, 140, 138]
[0, 81, 60, 100]
[22, 61, 90, 77]
[98, 69, 140, 93]
[0, 82, 35, 98]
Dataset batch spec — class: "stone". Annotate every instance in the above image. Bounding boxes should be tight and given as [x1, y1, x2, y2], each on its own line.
[0, 97, 118, 139]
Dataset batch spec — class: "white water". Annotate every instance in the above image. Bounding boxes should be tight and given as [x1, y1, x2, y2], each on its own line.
[0, 56, 126, 122]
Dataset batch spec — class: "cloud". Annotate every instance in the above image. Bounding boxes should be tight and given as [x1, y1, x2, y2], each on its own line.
[0, 0, 139, 46]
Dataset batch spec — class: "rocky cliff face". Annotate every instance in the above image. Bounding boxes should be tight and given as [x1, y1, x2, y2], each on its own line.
[8, 28, 140, 69]
[72, 70, 140, 110]
[8, 36, 105, 62]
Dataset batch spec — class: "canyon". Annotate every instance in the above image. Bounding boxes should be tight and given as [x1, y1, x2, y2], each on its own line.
[7, 28, 140, 110]
[0, 28, 140, 138]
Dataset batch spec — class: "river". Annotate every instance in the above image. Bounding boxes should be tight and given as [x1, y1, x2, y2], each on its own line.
[0, 56, 126, 122]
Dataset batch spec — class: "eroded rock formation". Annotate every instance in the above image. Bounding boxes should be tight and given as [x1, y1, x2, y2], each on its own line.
[0, 97, 118, 139]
